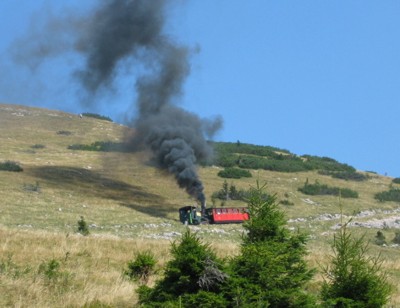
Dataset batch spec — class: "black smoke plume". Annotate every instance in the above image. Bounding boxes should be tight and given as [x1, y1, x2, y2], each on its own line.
[13, 0, 222, 203]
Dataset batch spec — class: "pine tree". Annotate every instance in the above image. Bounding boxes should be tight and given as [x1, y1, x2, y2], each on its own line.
[137, 229, 228, 307]
[321, 219, 392, 307]
[226, 181, 316, 307]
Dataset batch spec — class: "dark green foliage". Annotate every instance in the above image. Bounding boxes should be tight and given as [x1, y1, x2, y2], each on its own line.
[302, 155, 355, 173]
[77, 216, 90, 236]
[211, 141, 356, 174]
[57, 130, 72, 136]
[298, 180, 358, 198]
[81, 112, 113, 122]
[68, 141, 127, 152]
[180, 291, 228, 308]
[211, 180, 268, 202]
[238, 155, 310, 172]
[392, 177, 400, 184]
[125, 251, 156, 284]
[0, 161, 23, 172]
[319, 170, 369, 182]
[375, 231, 387, 246]
[212, 141, 290, 158]
[321, 221, 392, 307]
[31, 144, 46, 149]
[375, 188, 400, 202]
[38, 259, 61, 280]
[217, 167, 252, 179]
[214, 153, 237, 167]
[242, 185, 287, 242]
[138, 229, 227, 306]
[226, 182, 316, 307]
[0, 160, 23, 172]
[393, 231, 400, 244]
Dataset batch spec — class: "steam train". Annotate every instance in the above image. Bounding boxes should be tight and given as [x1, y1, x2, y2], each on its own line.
[179, 205, 249, 225]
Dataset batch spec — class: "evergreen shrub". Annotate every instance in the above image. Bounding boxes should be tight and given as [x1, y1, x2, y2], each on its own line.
[77, 216, 90, 236]
[393, 231, 400, 244]
[321, 221, 392, 306]
[375, 231, 387, 246]
[298, 180, 358, 198]
[375, 188, 400, 202]
[125, 251, 156, 284]
[57, 130, 72, 136]
[319, 170, 369, 181]
[0, 161, 23, 172]
[217, 167, 252, 179]
[137, 229, 227, 306]
[81, 113, 113, 122]
[31, 144, 46, 149]
[225, 182, 316, 307]
[392, 177, 400, 184]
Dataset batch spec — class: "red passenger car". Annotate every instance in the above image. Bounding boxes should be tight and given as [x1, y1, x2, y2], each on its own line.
[206, 207, 249, 224]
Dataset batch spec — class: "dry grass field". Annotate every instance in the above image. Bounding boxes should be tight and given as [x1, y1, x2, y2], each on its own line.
[1, 103, 399, 307]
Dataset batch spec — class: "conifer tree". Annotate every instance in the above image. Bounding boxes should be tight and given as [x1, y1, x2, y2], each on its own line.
[321, 219, 392, 307]
[137, 229, 228, 307]
[226, 181, 315, 307]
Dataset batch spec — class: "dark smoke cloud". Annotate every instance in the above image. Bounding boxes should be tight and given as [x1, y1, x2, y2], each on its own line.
[75, 0, 166, 94]
[12, 0, 222, 203]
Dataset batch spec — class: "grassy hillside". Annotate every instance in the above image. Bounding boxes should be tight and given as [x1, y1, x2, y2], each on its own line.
[1, 103, 399, 307]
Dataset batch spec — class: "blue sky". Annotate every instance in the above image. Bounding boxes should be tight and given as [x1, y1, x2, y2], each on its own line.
[1, 1, 399, 176]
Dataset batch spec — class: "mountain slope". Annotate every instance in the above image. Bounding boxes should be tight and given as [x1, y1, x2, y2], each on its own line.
[0, 103, 398, 233]
[1, 103, 400, 306]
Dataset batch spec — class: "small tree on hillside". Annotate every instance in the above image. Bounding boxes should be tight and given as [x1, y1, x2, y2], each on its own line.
[321, 218, 392, 307]
[77, 216, 89, 236]
[137, 229, 228, 307]
[225, 181, 316, 307]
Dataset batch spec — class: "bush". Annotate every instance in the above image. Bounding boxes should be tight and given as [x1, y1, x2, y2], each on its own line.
[319, 170, 369, 181]
[217, 167, 252, 179]
[81, 112, 113, 122]
[137, 229, 227, 306]
[302, 155, 355, 172]
[57, 130, 72, 136]
[375, 188, 400, 202]
[77, 216, 90, 236]
[31, 144, 46, 149]
[238, 155, 310, 172]
[212, 141, 289, 159]
[38, 259, 61, 280]
[392, 177, 400, 184]
[125, 251, 156, 284]
[0, 161, 23, 172]
[298, 180, 358, 198]
[321, 220, 392, 306]
[393, 231, 400, 244]
[210, 141, 357, 174]
[375, 231, 387, 246]
[211, 180, 268, 202]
